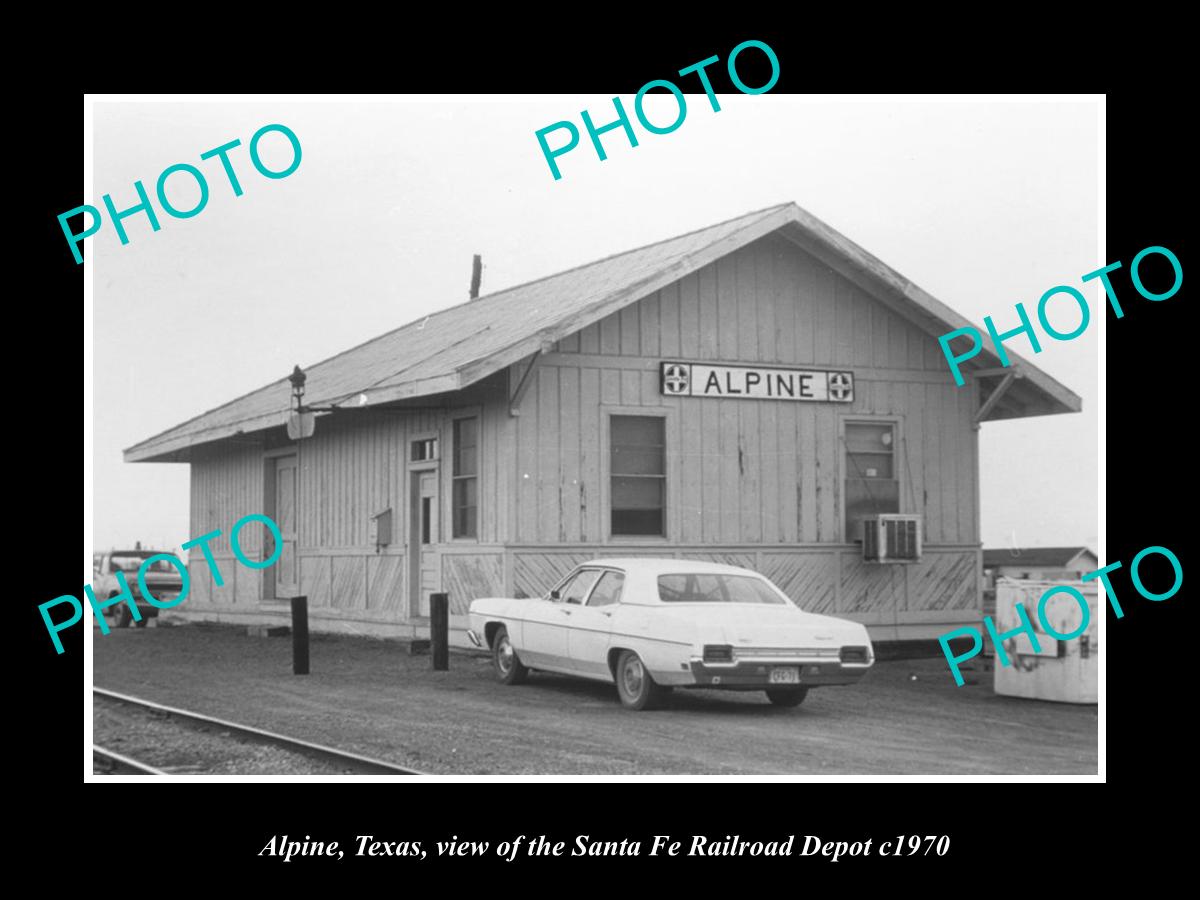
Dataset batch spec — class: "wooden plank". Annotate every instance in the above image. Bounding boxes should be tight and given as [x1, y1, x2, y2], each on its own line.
[558, 366, 581, 543]
[516, 371, 539, 542]
[739, 402, 762, 543]
[771, 242, 794, 365]
[579, 321, 600, 354]
[701, 398, 721, 543]
[442, 554, 504, 615]
[659, 281, 681, 357]
[777, 403, 798, 543]
[621, 369, 641, 406]
[718, 256, 740, 361]
[754, 241, 777, 364]
[367, 554, 404, 611]
[600, 369, 620, 405]
[678, 271, 700, 358]
[639, 291, 660, 358]
[737, 245, 757, 361]
[814, 406, 834, 541]
[834, 275, 854, 365]
[698, 263, 719, 359]
[798, 404, 817, 542]
[680, 397, 703, 543]
[537, 366, 560, 544]
[619, 302, 640, 357]
[579, 368, 601, 542]
[719, 400, 739, 543]
[853, 285, 873, 368]
[761, 551, 838, 613]
[814, 264, 836, 367]
[599, 310, 620, 356]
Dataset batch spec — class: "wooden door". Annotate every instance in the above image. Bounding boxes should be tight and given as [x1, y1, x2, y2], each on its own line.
[410, 469, 440, 617]
[273, 454, 299, 597]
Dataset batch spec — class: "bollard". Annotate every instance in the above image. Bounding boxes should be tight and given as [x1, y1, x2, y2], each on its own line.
[291, 595, 309, 675]
[431, 592, 449, 671]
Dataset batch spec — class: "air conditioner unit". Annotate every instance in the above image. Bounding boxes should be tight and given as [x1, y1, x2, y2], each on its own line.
[862, 515, 922, 563]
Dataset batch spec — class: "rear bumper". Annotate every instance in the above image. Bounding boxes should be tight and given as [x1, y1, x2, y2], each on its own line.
[687, 658, 871, 689]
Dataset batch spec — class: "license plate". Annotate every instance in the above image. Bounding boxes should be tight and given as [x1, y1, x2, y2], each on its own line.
[769, 666, 800, 684]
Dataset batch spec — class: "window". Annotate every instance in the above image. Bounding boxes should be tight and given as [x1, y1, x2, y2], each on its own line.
[844, 421, 900, 541]
[587, 571, 625, 607]
[452, 417, 478, 538]
[411, 438, 438, 461]
[657, 573, 789, 605]
[557, 569, 601, 605]
[610, 415, 665, 536]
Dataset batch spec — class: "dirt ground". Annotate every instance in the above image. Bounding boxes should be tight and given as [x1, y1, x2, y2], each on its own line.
[92, 622, 1097, 775]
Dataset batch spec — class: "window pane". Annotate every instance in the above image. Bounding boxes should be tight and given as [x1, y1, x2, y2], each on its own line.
[612, 415, 664, 448]
[612, 447, 664, 475]
[454, 504, 477, 539]
[453, 418, 478, 476]
[612, 476, 663, 510]
[845, 423, 893, 453]
[561, 570, 601, 604]
[847, 452, 893, 479]
[587, 572, 625, 607]
[452, 478, 477, 538]
[612, 509, 664, 535]
[657, 574, 786, 605]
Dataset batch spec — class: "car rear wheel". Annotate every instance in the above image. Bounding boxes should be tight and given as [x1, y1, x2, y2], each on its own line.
[765, 687, 809, 707]
[615, 650, 665, 711]
[493, 626, 528, 685]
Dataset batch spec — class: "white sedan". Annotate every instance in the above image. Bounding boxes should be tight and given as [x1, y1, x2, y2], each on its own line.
[467, 558, 875, 710]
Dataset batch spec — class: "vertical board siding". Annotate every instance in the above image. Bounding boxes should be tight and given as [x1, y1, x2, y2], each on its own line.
[514, 234, 974, 549]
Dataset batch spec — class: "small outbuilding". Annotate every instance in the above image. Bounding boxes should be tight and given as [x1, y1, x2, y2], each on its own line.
[126, 202, 1081, 642]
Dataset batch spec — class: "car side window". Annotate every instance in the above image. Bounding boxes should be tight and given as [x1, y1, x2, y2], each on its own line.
[586, 571, 624, 607]
[559, 570, 601, 605]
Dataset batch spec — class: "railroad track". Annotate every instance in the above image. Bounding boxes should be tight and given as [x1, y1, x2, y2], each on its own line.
[93, 687, 424, 776]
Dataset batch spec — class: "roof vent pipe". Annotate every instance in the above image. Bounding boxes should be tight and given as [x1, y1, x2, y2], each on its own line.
[469, 254, 483, 300]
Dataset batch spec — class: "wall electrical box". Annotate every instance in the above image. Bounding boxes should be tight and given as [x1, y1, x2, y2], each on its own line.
[369, 508, 393, 550]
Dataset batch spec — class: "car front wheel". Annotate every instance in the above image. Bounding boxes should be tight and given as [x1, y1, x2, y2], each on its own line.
[492, 626, 528, 685]
[615, 650, 665, 711]
[765, 687, 809, 707]
[108, 600, 132, 629]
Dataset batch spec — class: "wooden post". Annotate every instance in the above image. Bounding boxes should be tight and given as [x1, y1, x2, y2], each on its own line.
[431, 592, 449, 671]
[291, 596, 309, 675]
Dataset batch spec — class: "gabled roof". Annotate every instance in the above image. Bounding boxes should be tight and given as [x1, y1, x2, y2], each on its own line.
[983, 547, 1098, 569]
[126, 202, 1082, 462]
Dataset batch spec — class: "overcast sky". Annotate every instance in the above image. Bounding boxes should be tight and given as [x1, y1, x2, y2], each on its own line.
[90, 96, 1099, 554]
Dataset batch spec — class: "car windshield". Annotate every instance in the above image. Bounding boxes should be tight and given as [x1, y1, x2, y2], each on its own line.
[657, 573, 789, 605]
[111, 554, 176, 574]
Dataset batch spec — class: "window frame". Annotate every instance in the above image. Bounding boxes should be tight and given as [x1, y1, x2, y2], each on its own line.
[838, 414, 904, 543]
[448, 409, 482, 542]
[603, 408, 674, 542]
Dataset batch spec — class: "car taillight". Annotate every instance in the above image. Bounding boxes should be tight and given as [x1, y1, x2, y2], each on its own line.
[840, 646, 869, 663]
[703, 644, 733, 662]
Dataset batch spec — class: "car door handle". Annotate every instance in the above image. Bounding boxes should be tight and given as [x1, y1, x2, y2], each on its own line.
[601, 611, 613, 617]
[560, 608, 573, 615]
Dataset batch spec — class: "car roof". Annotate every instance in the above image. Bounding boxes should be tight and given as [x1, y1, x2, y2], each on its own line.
[581, 558, 766, 577]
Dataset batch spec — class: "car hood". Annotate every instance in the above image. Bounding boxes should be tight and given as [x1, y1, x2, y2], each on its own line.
[662, 604, 870, 646]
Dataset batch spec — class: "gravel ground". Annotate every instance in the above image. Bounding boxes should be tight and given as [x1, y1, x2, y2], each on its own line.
[93, 696, 370, 775]
[93, 622, 1097, 775]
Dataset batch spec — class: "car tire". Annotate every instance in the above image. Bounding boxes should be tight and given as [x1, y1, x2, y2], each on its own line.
[765, 687, 809, 707]
[614, 650, 665, 711]
[493, 626, 528, 685]
[109, 600, 132, 629]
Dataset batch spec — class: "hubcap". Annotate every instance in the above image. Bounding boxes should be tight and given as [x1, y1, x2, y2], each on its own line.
[497, 637, 513, 674]
[622, 657, 644, 696]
